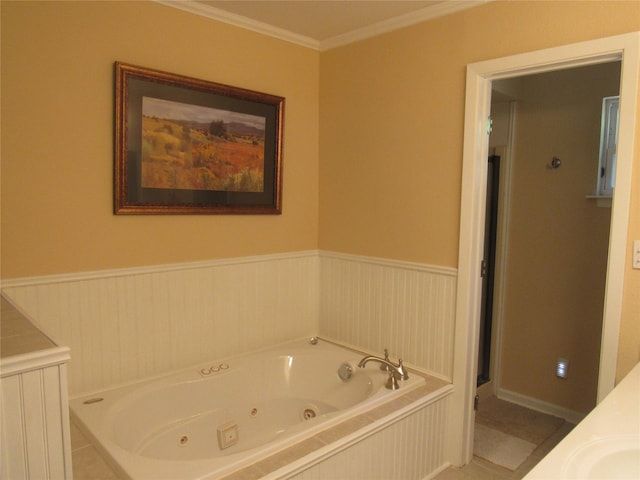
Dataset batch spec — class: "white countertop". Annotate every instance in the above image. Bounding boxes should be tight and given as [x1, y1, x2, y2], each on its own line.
[524, 362, 640, 479]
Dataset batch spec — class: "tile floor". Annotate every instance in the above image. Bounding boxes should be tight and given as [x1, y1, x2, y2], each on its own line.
[71, 422, 122, 480]
[433, 397, 575, 480]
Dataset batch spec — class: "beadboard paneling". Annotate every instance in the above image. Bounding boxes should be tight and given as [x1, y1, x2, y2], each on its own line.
[319, 252, 456, 380]
[2, 251, 456, 395]
[0, 364, 72, 480]
[288, 398, 449, 480]
[2, 253, 320, 395]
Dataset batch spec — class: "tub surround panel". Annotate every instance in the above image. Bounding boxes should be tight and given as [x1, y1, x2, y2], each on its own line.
[1, 250, 456, 396]
[1, 365, 73, 480]
[319, 251, 457, 380]
[1, 252, 320, 395]
[285, 393, 450, 480]
[1, 300, 72, 480]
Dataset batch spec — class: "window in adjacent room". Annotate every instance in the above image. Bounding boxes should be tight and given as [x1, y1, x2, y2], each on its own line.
[596, 95, 619, 197]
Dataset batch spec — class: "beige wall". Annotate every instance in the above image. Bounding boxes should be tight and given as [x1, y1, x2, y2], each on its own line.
[2, 2, 639, 383]
[319, 1, 639, 381]
[1, 0, 319, 278]
[500, 64, 618, 413]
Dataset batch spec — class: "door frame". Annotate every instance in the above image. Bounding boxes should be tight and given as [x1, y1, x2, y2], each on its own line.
[448, 32, 640, 466]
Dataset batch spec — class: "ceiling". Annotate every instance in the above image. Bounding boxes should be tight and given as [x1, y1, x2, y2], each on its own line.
[158, 0, 488, 50]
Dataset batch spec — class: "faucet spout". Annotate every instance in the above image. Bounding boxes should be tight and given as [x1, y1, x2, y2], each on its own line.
[357, 355, 409, 381]
[358, 356, 393, 369]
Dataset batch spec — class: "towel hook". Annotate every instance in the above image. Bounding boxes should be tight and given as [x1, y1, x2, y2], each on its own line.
[548, 156, 561, 169]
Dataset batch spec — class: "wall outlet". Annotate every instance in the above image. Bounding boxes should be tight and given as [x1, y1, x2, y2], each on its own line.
[633, 240, 640, 269]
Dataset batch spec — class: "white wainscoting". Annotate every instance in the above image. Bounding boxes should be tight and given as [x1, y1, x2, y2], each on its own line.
[1, 354, 72, 480]
[1, 251, 457, 396]
[286, 396, 450, 480]
[1, 252, 320, 395]
[319, 252, 457, 381]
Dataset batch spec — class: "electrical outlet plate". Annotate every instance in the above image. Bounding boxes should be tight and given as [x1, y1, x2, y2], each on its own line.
[633, 240, 640, 269]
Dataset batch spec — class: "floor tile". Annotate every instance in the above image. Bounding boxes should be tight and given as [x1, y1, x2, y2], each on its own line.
[475, 397, 564, 445]
[464, 457, 512, 479]
[70, 422, 91, 451]
[72, 445, 122, 480]
[430, 465, 468, 480]
[434, 397, 575, 480]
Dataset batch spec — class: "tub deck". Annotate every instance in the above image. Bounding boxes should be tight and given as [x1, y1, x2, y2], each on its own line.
[218, 374, 451, 480]
[71, 373, 451, 480]
[71, 338, 453, 480]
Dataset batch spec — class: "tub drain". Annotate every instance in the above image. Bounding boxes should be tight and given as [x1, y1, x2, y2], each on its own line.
[301, 404, 320, 421]
[178, 435, 189, 447]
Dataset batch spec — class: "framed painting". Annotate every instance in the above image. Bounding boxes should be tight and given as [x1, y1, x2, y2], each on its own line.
[114, 62, 284, 214]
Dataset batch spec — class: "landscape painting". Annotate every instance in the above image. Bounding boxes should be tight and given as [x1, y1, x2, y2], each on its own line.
[114, 62, 284, 215]
[141, 97, 266, 193]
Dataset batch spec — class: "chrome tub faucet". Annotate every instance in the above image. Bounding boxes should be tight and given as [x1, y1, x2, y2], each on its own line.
[357, 350, 409, 390]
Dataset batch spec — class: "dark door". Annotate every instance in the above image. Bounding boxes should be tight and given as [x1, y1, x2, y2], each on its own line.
[478, 155, 500, 386]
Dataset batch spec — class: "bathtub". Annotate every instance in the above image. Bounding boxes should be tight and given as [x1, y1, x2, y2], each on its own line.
[70, 338, 428, 479]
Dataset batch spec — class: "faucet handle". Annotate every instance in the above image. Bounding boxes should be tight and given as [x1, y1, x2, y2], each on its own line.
[396, 358, 409, 380]
[380, 348, 391, 371]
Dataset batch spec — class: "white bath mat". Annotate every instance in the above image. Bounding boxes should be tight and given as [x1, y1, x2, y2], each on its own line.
[474, 423, 537, 471]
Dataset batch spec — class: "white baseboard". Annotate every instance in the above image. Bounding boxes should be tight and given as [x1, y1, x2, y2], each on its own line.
[497, 388, 586, 425]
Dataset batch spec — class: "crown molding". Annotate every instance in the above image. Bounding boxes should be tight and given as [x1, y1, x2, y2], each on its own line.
[155, 0, 320, 50]
[155, 0, 489, 52]
[319, 1, 489, 51]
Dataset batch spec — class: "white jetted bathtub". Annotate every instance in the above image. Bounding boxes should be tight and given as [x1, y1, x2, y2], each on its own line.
[70, 338, 425, 479]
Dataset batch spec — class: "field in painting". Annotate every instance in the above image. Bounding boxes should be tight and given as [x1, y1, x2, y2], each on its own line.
[141, 116, 265, 192]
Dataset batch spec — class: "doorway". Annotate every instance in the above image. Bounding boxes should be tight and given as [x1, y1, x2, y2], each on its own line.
[478, 63, 620, 417]
[450, 32, 640, 466]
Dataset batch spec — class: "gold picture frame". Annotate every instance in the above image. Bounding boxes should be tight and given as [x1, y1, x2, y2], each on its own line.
[114, 62, 284, 214]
